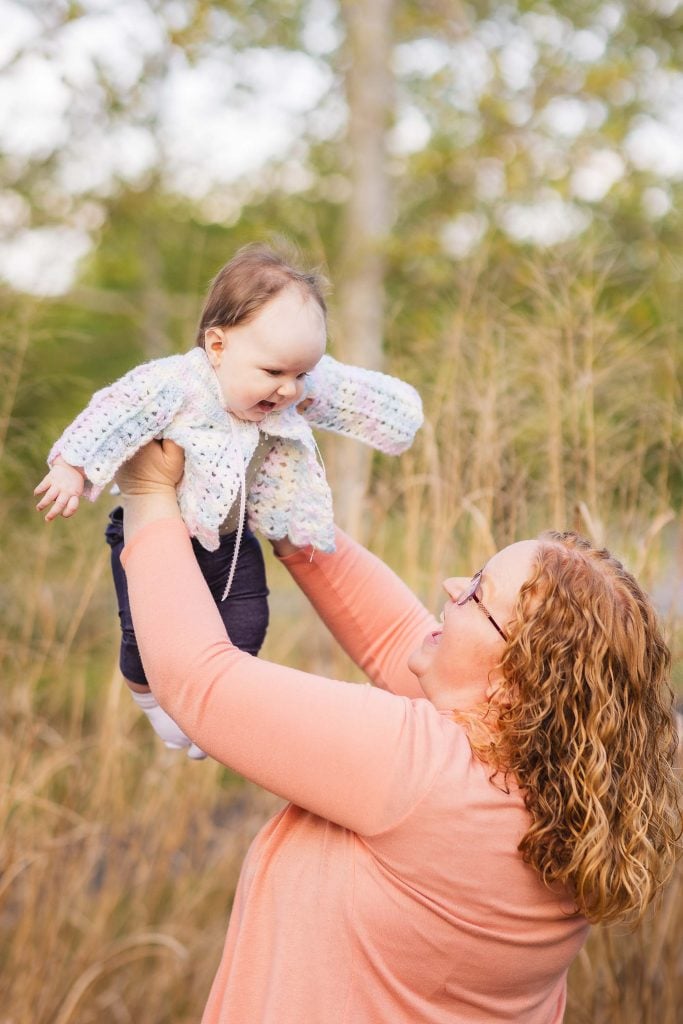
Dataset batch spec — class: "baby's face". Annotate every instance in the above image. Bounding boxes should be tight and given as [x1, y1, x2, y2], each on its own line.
[206, 285, 326, 422]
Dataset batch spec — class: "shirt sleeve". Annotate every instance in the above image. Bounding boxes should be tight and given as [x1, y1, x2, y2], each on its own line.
[301, 354, 423, 454]
[277, 529, 436, 700]
[121, 518, 447, 835]
[48, 359, 186, 499]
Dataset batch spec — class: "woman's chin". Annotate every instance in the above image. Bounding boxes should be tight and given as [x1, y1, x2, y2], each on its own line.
[407, 648, 429, 681]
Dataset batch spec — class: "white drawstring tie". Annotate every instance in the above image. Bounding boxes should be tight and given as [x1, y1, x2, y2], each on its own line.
[221, 416, 248, 601]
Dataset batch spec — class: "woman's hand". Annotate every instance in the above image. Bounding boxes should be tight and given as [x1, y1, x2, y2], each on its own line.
[269, 536, 303, 558]
[116, 440, 185, 545]
[116, 439, 185, 497]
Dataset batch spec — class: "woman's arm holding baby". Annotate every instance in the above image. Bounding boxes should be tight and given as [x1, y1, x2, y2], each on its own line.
[118, 442, 441, 832]
[271, 534, 434, 700]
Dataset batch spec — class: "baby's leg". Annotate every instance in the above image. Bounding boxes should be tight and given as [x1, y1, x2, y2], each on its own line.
[191, 526, 269, 655]
[105, 506, 202, 756]
[105, 506, 150, 687]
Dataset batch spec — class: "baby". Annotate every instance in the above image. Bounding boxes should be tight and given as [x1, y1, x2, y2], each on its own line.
[35, 244, 423, 757]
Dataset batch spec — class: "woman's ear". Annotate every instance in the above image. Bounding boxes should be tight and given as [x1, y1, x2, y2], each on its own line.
[204, 327, 226, 367]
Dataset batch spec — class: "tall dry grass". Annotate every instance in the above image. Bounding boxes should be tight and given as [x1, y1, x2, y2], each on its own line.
[1, 255, 681, 1022]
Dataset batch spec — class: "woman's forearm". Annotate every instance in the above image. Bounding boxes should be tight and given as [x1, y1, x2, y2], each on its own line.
[121, 518, 435, 835]
[116, 438, 186, 544]
[121, 490, 182, 546]
[277, 529, 435, 699]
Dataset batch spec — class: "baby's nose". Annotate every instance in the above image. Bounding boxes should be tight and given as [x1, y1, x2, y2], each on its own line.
[277, 378, 298, 398]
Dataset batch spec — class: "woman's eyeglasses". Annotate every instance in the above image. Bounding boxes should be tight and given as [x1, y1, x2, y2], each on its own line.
[455, 569, 509, 642]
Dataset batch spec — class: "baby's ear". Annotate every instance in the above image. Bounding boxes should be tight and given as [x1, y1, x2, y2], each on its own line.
[204, 327, 225, 366]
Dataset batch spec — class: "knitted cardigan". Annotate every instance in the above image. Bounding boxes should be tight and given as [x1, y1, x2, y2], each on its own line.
[49, 348, 423, 553]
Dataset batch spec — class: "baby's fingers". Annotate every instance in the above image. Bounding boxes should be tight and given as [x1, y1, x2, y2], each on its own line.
[33, 474, 52, 496]
[61, 494, 80, 518]
[37, 488, 79, 521]
[35, 483, 60, 512]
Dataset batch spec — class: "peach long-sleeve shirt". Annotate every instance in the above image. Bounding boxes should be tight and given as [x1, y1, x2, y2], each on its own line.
[122, 519, 589, 1023]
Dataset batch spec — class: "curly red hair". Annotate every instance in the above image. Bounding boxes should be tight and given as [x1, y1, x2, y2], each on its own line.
[460, 531, 681, 925]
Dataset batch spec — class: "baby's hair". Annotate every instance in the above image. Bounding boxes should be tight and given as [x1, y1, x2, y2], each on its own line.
[196, 242, 328, 346]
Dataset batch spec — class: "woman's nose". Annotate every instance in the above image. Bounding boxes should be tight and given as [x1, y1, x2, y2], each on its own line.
[442, 577, 468, 601]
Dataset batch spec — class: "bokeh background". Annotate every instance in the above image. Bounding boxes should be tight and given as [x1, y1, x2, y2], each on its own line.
[1, 1, 681, 1021]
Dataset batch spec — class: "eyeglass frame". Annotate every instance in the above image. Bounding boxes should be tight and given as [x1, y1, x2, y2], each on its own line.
[455, 568, 509, 642]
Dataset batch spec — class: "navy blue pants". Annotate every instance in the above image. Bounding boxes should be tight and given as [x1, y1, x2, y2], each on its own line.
[105, 506, 269, 686]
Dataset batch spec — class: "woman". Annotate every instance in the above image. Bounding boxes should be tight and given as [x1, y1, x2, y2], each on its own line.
[117, 440, 680, 1024]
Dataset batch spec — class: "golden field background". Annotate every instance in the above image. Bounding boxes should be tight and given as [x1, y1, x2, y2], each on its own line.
[1, 251, 681, 1022]
[2, 2, 683, 1016]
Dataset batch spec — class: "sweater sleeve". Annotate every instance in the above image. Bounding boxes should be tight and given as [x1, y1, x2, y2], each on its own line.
[301, 354, 423, 454]
[278, 529, 436, 699]
[48, 358, 187, 499]
[121, 518, 446, 835]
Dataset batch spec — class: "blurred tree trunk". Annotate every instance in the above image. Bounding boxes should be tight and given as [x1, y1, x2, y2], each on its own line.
[333, 0, 395, 539]
[139, 232, 172, 359]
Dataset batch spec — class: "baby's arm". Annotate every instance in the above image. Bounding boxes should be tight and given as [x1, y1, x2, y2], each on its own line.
[44, 356, 186, 506]
[34, 455, 86, 521]
[301, 354, 423, 454]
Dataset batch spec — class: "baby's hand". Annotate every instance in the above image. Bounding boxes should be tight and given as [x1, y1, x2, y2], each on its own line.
[34, 458, 85, 521]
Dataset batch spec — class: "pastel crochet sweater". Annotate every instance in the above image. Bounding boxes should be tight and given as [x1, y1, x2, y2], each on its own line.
[49, 348, 423, 552]
[122, 519, 590, 1024]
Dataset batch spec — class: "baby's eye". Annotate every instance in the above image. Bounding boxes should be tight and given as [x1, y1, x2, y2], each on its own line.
[265, 369, 282, 377]
[296, 371, 309, 380]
